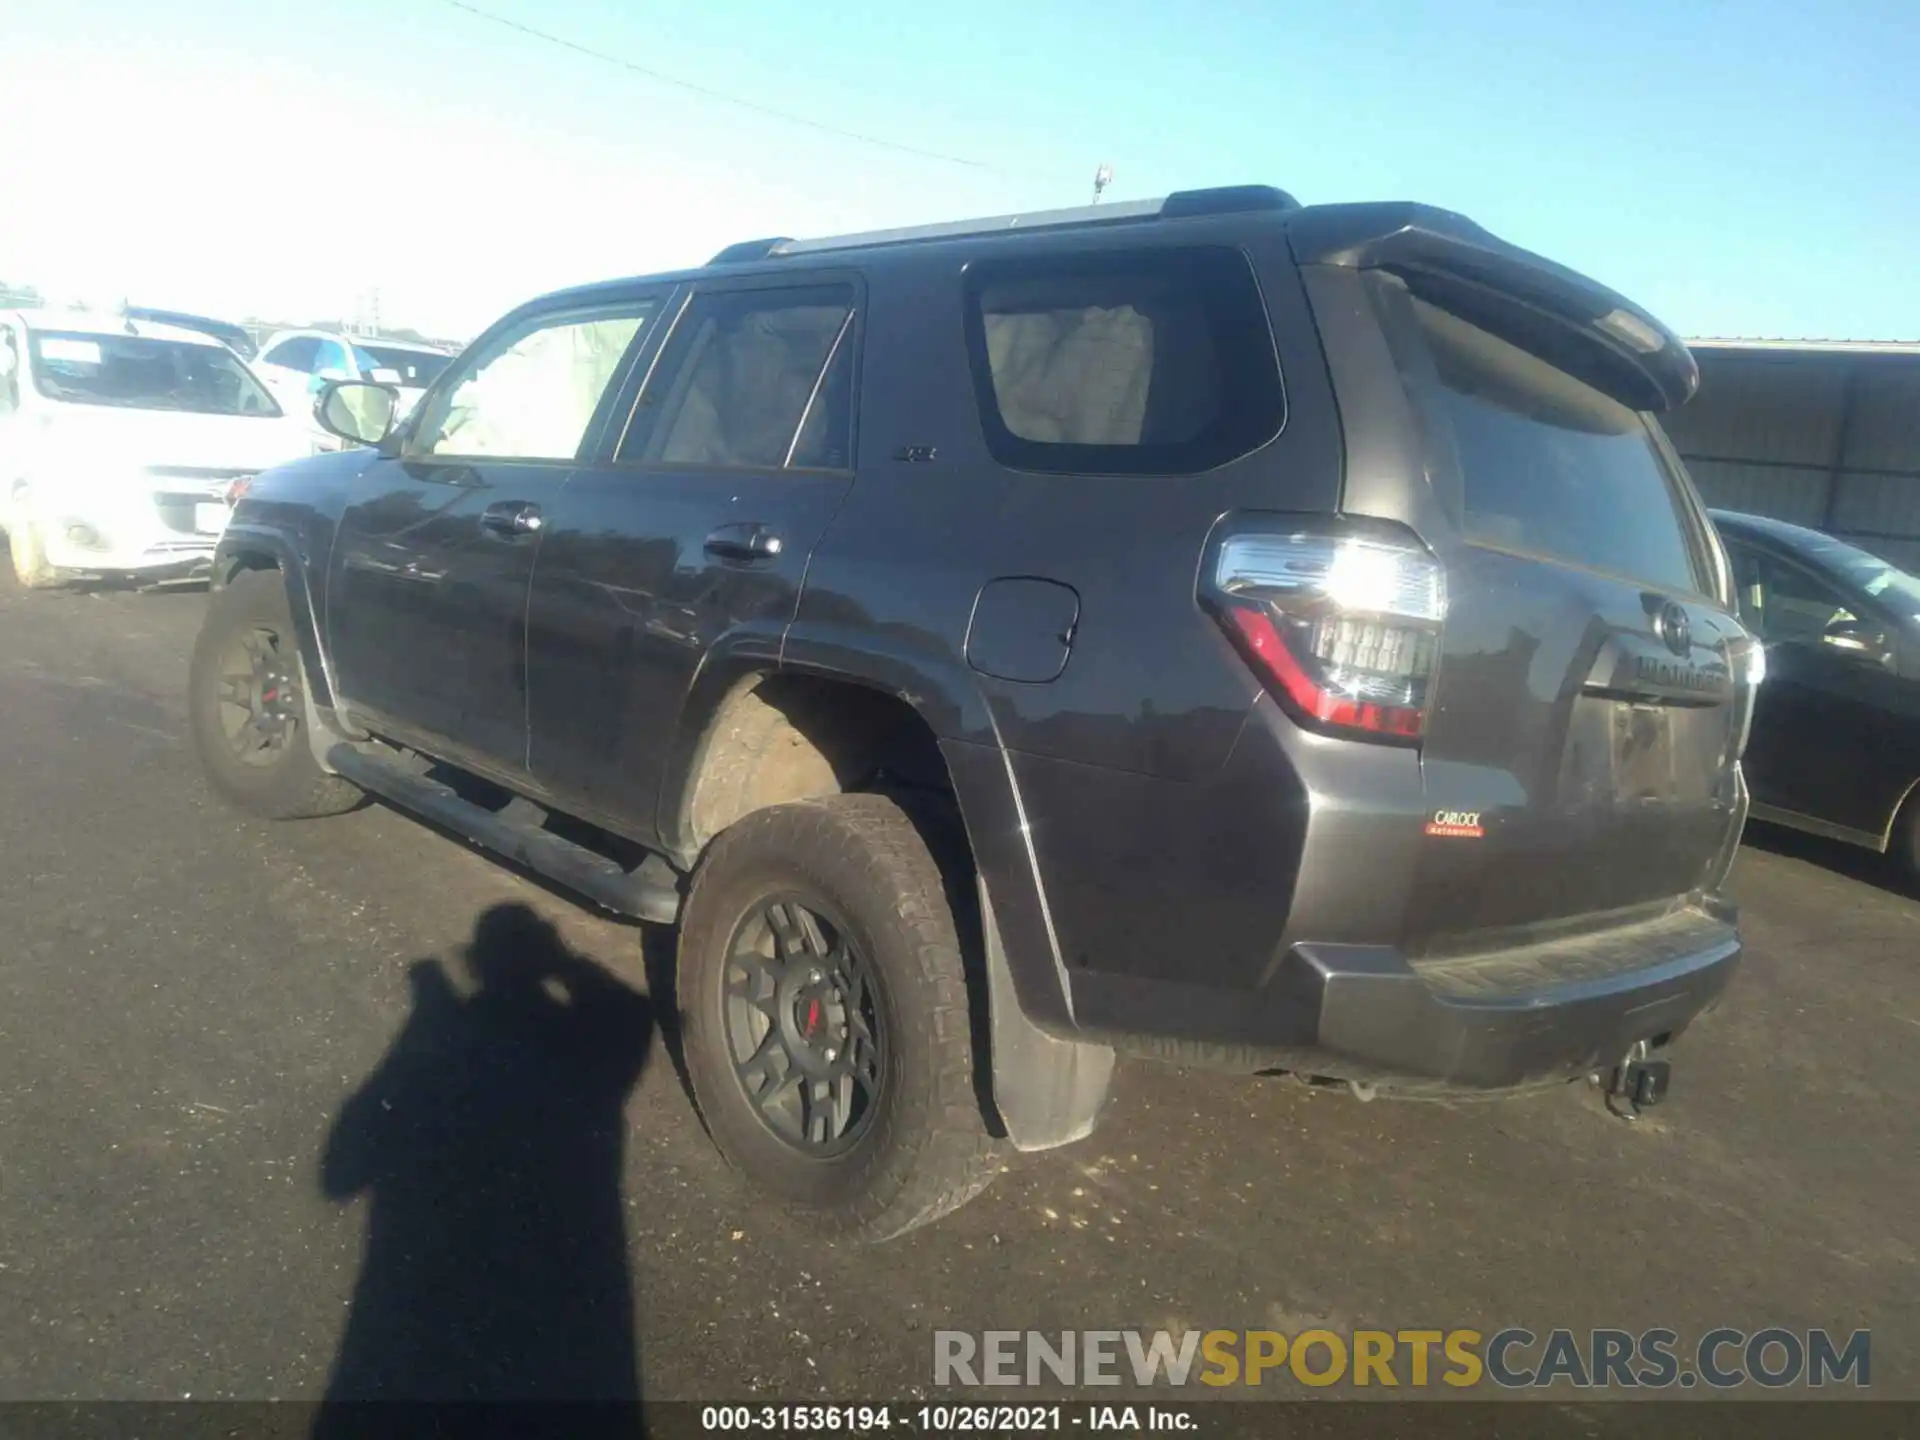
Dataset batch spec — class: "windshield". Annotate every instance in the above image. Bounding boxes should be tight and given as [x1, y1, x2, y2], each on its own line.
[29, 330, 282, 417]
[353, 344, 452, 388]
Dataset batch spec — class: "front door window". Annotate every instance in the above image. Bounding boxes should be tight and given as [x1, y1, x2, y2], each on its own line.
[413, 309, 659, 463]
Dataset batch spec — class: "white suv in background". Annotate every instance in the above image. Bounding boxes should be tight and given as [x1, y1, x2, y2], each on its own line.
[252, 329, 454, 445]
[0, 309, 311, 588]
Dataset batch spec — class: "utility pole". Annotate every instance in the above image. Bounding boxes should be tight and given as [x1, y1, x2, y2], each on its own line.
[353, 287, 383, 337]
[1091, 163, 1113, 205]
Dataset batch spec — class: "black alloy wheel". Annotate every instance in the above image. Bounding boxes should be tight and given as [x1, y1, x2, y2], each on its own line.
[213, 624, 304, 767]
[187, 567, 363, 820]
[721, 896, 888, 1156]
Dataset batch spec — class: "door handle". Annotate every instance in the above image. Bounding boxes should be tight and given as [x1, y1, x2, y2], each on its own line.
[480, 501, 543, 538]
[704, 522, 784, 561]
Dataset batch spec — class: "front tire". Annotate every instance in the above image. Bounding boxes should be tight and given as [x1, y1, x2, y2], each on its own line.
[7, 512, 60, 590]
[678, 794, 1002, 1241]
[189, 568, 362, 820]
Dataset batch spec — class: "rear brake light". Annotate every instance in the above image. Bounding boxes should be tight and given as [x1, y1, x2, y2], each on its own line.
[226, 476, 254, 505]
[1728, 633, 1766, 763]
[1208, 526, 1446, 742]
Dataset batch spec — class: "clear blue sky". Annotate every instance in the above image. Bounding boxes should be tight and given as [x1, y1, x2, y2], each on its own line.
[3, 0, 1915, 341]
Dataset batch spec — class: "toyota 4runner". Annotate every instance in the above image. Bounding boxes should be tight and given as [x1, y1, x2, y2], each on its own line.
[188, 184, 1760, 1239]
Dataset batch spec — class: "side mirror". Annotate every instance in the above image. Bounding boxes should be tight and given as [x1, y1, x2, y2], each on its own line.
[1822, 616, 1891, 664]
[315, 379, 398, 448]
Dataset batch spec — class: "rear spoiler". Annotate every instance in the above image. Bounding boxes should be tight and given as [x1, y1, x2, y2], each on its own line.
[1285, 203, 1698, 412]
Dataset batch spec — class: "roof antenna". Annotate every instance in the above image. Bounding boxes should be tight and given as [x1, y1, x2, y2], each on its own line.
[1091, 163, 1114, 205]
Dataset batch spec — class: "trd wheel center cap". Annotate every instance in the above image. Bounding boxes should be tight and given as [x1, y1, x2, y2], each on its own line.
[778, 973, 847, 1072]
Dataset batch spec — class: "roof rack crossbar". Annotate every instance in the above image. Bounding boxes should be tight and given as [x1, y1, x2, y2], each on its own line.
[705, 184, 1300, 266]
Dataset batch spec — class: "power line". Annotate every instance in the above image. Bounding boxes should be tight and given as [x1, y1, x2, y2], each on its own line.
[428, 0, 1064, 179]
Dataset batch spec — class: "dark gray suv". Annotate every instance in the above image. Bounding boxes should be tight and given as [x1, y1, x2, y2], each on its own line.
[189, 184, 1761, 1238]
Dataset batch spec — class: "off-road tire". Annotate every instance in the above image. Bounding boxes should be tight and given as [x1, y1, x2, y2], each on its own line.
[678, 793, 1003, 1241]
[7, 512, 60, 590]
[189, 568, 362, 820]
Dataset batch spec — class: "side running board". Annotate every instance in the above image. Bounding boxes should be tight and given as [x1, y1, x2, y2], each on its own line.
[324, 743, 683, 925]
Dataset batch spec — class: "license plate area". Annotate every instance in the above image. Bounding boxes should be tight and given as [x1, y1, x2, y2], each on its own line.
[1610, 701, 1679, 802]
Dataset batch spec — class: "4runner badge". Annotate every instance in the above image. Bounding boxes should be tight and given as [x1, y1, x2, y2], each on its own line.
[1425, 810, 1484, 838]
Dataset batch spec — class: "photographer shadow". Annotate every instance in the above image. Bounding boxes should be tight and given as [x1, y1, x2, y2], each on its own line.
[314, 903, 653, 1430]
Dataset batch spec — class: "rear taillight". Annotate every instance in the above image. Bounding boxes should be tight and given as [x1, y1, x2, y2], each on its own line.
[226, 475, 254, 506]
[1728, 632, 1766, 763]
[1207, 524, 1447, 742]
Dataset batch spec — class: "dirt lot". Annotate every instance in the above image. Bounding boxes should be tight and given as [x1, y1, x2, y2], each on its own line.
[1, 579, 1914, 1419]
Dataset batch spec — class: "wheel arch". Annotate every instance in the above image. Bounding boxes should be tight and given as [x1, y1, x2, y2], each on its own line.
[1886, 772, 1920, 866]
[657, 631, 1113, 1152]
[654, 627, 996, 864]
[212, 523, 340, 714]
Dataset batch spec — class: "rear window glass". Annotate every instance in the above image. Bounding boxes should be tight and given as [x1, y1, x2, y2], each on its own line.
[1399, 293, 1703, 595]
[963, 247, 1284, 476]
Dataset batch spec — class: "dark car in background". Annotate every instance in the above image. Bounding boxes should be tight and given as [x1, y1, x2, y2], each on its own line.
[1713, 510, 1920, 877]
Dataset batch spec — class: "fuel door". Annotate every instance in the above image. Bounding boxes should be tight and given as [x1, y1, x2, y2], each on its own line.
[965, 577, 1081, 684]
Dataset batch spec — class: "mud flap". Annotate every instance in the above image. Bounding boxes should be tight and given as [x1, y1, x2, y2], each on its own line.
[979, 879, 1115, 1151]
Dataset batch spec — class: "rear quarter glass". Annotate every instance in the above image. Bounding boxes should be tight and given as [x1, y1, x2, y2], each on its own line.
[960, 245, 1286, 477]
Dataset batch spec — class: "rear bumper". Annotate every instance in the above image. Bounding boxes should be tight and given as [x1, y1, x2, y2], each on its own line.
[1282, 926, 1739, 1089]
[1070, 905, 1741, 1091]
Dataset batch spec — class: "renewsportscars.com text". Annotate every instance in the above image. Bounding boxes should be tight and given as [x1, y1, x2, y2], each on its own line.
[934, 1327, 1871, 1390]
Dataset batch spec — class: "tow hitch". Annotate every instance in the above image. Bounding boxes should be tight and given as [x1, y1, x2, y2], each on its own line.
[1599, 1039, 1670, 1121]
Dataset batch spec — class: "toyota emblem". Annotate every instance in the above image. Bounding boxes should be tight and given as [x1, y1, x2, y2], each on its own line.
[1656, 601, 1691, 657]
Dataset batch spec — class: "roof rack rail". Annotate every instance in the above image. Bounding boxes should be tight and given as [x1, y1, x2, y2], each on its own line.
[704, 184, 1300, 266]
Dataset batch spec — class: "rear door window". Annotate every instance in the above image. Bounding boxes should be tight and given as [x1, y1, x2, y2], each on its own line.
[787, 328, 856, 470]
[962, 247, 1284, 476]
[1753, 554, 1859, 645]
[1398, 292, 1706, 595]
[626, 284, 854, 470]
